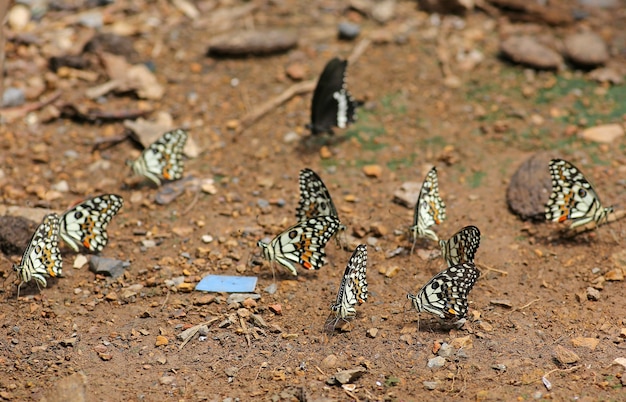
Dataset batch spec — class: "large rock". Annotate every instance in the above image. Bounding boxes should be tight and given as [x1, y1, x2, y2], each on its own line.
[564, 32, 609, 67]
[500, 36, 562, 69]
[506, 152, 558, 220]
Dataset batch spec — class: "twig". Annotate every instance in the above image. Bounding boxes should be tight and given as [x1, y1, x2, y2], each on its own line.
[347, 37, 371, 66]
[178, 317, 221, 350]
[478, 263, 509, 275]
[235, 79, 316, 136]
[0, 0, 9, 103]
[160, 290, 170, 311]
[0, 90, 62, 122]
[240, 316, 251, 347]
[517, 298, 540, 310]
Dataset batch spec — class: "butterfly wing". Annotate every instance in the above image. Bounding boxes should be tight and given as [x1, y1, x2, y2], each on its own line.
[296, 168, 340, 221]
[14, 213, 63, 289]
[60, 194, 124, 253]
[410, 167, 446, 248]
[440, 225, 481, 267]
[545, 159, 611, 228]
[309, 58, 358, 135]
[408, 262, 479, 321]
[131, 129, 188, 186]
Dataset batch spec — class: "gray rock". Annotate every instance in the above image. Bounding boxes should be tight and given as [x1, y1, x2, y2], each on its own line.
[427, 356, 446, 369]
[423, 380, 439, 390]
[226, 293, 261, 305]
[208, 30, 298, 57]
[564, 32, 609, 67]
[506, 152, 558, 221]
[89, 256, 126, 279]
[437, 343, 453, 357]
[578, 0, 619, 8]
[330, 367, 367, 385]
[500, 36, 562, 69]
[2, 87, 25, 107]
[338, 22, 360, 40]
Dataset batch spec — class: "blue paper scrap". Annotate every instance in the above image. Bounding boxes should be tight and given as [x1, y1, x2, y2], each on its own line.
[195, 275, 258, 293]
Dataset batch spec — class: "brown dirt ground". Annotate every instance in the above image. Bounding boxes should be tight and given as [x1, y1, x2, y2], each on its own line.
[2, 1, 626, 401]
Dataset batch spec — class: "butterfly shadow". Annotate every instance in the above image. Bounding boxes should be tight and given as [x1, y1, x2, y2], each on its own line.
[14, 277, 60, 300]
[295, 133, 350, 155]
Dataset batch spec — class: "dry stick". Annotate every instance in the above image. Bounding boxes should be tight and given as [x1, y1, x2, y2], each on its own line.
[478, 263, 509, 275]
[178, 317, 221, 350]
[0, 90, 62, 122]
[235, 79, 316, 137]
[0, 0, 8, 103]
[234, 37, 372, 137]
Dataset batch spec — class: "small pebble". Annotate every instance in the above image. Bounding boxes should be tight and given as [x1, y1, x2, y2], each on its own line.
[427, 356, 446, 369]
[366, 328, 379, 338]
[362, 164, 382, 178]
[321, 354, 338, 368]
[338, 22, 360, 40]
[283, 131, 300, 143]
[423, 381, 439, 390]
[155, 335, 168, 346]
[8, 4, 30, 31]
[586, 286, 601, 301]
[2, 87, 25, 107]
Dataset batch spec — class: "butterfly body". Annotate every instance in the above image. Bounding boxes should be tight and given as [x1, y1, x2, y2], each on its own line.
[13, 213, 63, 294]
[408, 262, 479, 322]
[439, 225, 480, 267]
[130, 129, 188, 186]
[545, 159, 613, 229]
[410, 167, 446, 252]
[308, 58, 359, 135]
[59, 194, 124, 253]
[258, 216, 340, 276]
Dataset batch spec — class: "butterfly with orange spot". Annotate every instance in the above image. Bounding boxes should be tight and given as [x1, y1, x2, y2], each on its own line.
[129, 129, 188, 186]
[257, 216, 340, 276]
[545, 159, 613, 229]
[410, 166, 446, 254]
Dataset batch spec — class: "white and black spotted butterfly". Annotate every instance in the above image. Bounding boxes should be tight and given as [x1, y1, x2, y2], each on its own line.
[545, 158, 613, 229]
[59, 194, 124, 253]
[410, 167, 446, 253]
[13, 213, 63, 296]
[325, 244, 368, 332]
[407, 262, 479, 324]
[307, 58, 359, 135]
[129, 128, 188, 186]
[297, 168, 347, 234]
[257, 216, 340, 276]
[439, 226, 480, 267]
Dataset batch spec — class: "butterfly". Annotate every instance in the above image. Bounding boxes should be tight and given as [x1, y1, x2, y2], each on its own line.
[296, 168, 347, 236]
[407, 262, 479, 324]
[257, 216, 340, 276]
[307, 57, 360, 135]
[59, 194, 124, 253]
[129, 128, 188, 186]
[545, 158, 613, 229]
[13, 213, 63, 296]
[410, 166, 446, 253]
[325, 244, 368, 332]
[439, 225, 481, 267]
